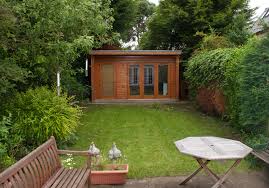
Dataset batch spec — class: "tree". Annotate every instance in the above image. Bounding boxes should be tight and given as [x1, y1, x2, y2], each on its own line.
[132, 0, 155, 42]
[0, 4, 28, 108]
[111, 0, 137, 42]
[224, 13, 252, 46]
[111, 0, 155, 43]
[1, 0, 115, 91]
[140, 0, 253, 58]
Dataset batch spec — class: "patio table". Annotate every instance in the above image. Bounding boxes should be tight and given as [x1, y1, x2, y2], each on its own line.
[174, 136, 252, 188]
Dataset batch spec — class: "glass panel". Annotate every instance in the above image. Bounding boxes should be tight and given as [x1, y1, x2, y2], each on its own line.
[144, 65, 154, 95]
[101, 64, 114, 96]
[129, 65, 140, 95]
[158, 65, 168, 96]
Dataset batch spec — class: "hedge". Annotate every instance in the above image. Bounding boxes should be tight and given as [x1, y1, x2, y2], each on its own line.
[185, 37, 269, 142]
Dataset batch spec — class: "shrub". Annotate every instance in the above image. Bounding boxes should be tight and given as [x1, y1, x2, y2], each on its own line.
[185, 48, 239, 91]
[238, 35, 269, 134]
[185, 37, 269, 140]
[0, 114, 25, 170]
[10, 87, 81, 146]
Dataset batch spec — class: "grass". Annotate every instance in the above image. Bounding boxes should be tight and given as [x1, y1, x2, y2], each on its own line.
[66, 103, 250, 179]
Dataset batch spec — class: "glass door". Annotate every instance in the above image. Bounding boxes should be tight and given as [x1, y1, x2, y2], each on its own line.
[129, 65, 140, 96]
[158, 64, 168, 96]
[144, 65, 154, 96]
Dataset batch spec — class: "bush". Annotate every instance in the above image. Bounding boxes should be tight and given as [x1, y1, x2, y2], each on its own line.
[62, 75, 90, 101]
[238, 35, 269, 134]
[0, 114, 25, 170]
[186, 37, 269, 141]
[185, 48, 240, 91]
[10, 87, 81, 146]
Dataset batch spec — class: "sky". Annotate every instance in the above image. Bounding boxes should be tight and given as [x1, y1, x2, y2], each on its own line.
[148, 0, 269, 17]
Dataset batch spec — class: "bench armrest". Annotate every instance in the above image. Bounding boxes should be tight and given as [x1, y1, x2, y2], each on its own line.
[58, 149, 92, 156]
[58, 150, 94, 168]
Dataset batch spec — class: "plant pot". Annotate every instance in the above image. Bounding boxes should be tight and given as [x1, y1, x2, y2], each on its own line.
[90, 164, 128, 185]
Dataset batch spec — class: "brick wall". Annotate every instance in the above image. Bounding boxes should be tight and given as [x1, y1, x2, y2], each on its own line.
[196, 87, 226, 116]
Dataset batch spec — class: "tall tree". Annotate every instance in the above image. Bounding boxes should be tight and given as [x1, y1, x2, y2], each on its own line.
[133, 0, 155, 42]
[111, 0, 137, 42]
[0, 0, 115, 90]
[139, 0, 253, 57]
[111, 0, 155, 43]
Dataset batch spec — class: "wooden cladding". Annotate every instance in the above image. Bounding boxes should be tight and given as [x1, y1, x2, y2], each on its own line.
[90, 53, 180, 102]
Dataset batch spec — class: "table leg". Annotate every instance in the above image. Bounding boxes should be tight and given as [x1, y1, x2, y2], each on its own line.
[196, 158, 220, 182]
[211, 159, 242, 188]
[180, 160, 210, 185]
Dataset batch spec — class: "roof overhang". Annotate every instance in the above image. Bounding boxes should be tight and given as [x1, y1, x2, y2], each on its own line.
[89, 50, 181, 56]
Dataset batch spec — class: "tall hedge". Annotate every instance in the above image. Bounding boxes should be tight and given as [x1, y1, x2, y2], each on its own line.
[238, 36, 269, 134]
[185, 37, 269, 137]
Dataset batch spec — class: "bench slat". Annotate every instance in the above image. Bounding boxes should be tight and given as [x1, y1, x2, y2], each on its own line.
[50, 168, 70, 188]
[40, 154, 49, 182]
[22, 166, 33, 188]
[66, 169, 83, 187]
[33, 158, 42, 187]
[18, 169, 28, 187]
[55, 169, 74, 188]
[51, 145, 61, 168]
[60, 169, 78, 188]
[14, 173, 23, 188]
[42, 168, 65, 188]
[0, 137, 56, 184]
[252, 150, 269, 164]
[72, 169, 87, 188]
[0, 136, 89, 188]
[9, 177, 18, 188]
[28, 161, 39, 188]
[29, 160, 41, 187]
[76, 169, 90, 188]
[38, 154, 47, 184]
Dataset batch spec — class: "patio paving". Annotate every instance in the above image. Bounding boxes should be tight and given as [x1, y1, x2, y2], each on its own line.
[91, 170, 269, 188]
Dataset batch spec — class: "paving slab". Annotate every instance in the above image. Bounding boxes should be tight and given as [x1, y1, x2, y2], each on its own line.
[90, 171, 269, 188]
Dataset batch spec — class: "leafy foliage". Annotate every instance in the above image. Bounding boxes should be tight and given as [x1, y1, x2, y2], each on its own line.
[10, 87, 81, 146]
[111, 0, 155, 42]
[238, 35, 269, 134]
[139, 0, 253, 57]
[186, 37, 269, 145]
[0, 115, 26, 170]
[1, 0, 114, 92]
[224, 13, 252, 46]
[185, 48, 239, 90]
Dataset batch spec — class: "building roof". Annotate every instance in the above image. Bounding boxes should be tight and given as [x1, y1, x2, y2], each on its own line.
[252, 8, 269, 34]
[90, 50, 181, 56]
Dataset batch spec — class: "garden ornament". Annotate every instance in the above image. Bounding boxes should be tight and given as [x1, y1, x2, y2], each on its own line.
[108, 142, 122, 160]
[88, 142, 100, 156]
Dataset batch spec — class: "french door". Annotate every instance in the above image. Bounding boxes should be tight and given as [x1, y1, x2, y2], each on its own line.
[128, 63, 169, 98]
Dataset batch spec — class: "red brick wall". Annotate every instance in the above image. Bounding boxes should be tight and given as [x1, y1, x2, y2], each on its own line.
[196, 87, 226, 115]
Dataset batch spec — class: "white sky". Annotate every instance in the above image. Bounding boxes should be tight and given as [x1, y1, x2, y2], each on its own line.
[148, 0, 269, 17]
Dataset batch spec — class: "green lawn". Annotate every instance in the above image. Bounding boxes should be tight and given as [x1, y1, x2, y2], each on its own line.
[66, 103, 250, 178]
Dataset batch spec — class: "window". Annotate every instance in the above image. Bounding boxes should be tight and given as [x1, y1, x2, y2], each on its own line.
[158, 65, 168, 96]
[129, 65, 140, 95]
[144, 65, 154, 95]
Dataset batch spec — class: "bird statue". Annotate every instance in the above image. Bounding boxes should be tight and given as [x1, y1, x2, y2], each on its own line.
[108, 142, 122, 160]
[88, 142, 100, 156]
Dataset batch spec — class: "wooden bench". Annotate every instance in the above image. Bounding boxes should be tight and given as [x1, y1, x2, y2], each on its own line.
[252, 148, 269, 164]
[0, 136, 92, 188]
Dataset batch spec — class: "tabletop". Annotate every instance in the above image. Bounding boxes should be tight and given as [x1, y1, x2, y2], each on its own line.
[175, 136, 253, 160]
